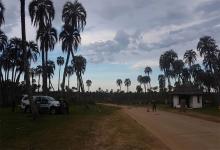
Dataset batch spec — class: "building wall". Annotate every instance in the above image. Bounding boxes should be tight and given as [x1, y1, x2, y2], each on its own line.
[192, 96, 203, 108]
[173, 95, 180, 108]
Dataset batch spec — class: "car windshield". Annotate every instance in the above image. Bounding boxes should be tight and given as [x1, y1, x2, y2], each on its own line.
[47, 97, 56, 101]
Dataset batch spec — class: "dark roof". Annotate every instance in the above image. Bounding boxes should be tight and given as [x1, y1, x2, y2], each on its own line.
[171, 84, 203, 95]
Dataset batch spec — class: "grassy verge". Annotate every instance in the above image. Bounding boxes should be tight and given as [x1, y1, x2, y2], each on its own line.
[0, 104, 165, 150]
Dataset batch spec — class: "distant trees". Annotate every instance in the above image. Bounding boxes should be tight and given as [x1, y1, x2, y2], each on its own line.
[86, 80, 92, 92]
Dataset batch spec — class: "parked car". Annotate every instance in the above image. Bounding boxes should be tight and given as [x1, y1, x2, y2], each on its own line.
[20, 95, 61, 114]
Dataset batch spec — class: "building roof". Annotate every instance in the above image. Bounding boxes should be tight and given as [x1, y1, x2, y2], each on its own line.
[171, 84, 203, 95]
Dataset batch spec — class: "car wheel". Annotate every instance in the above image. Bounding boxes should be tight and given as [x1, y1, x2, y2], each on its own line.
[50, 107, 56, 115]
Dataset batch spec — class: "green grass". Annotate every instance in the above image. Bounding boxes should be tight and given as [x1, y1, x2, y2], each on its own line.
[159, 104, 220, 117]
[0, 104, 117, 150]
[192, 107, 220, 117]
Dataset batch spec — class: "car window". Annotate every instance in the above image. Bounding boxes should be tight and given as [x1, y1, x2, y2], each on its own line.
[41, 98, 48, 104]
[35, 97, 41, 103]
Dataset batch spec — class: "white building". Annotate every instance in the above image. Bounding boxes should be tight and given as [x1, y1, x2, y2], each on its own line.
[172, 85, 203, 109]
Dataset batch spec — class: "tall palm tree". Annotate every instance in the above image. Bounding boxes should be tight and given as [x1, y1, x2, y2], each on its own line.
[20, 0, 37, 119]
[116, 79, 122, 91]
[36, 25, 57, 93]
[183, 49, 197, 68]
[66, 65, 74, 89]
[62, 0, 87, 31]
[59, 25, 81, 92]
[56, 56, 64, 91]
[197, 36, 219, 73]
[35, 65, 42, 92]
[144, 66, 152, 88]
[86, 79, 92, 92]
[124, 78, 131, 93]
[29, 0, 55, 94]
[72, 55, 86, 92]
[61, 0, 86, 93]
[159, 50, 178, 91]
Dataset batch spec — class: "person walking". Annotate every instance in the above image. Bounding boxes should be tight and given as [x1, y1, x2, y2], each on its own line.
[152, 100, 157, 112]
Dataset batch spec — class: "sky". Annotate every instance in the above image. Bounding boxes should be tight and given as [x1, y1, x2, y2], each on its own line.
[2, 0, 220, 92]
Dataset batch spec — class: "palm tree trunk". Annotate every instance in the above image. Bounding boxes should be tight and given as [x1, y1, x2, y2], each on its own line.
[62, 51, 70, 92]
[68, 74, 70, 88]
[16, 71, 22, 83]
[58, 65, 61, 91]
[144, 84, 146, 93]
[20, 0, 38, 119]
[42, 50, 47, 93]
[38, 74, 40, 93]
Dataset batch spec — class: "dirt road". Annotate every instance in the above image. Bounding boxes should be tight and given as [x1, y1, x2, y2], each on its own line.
[122, 106, 220, 150]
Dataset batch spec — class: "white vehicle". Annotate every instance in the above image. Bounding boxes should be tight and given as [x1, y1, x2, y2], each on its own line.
[21, 95, 61, 114]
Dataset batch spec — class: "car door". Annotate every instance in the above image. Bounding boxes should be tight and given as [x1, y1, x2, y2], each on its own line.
[40, 97, 50, 111]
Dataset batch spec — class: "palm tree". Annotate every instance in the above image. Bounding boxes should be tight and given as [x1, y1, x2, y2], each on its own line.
[124, 78, 131, 93]
[136, 85, 142, 93]
[36, 25, 57, 93]
[173, 59, 184, 83]
[46, 60, 55, 91]
[57, 56, 64, 91]
[0, 30, 7, 52]
[142, 76, 150, 93]
[62, 0, 87, 31]
[59, 25, 81, 92]
[66, 65, 74, 89]
[29, 0, 55, 28]
[116, 79, 122, 91]
[137, 75, 142, 86]
[158, 74, 166, 92]
[0, 30, 7, 84]
[144, 66, 152, 76]
[72, 55, 86, 92]
[183, 49, 197, 68]
[29, 0, 55, 94]
[159, 50, 178, 91]
[197, 36, 219, 73]
[35, 65, 42, 92]
[20, 0, 37, 119]
[86, 79, 92, 92]
[144, 66, 152, 88]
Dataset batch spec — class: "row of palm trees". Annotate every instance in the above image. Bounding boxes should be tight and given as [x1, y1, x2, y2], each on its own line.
[116, 78, 131, 93]
[0, 0, 89, 107]
[159, 35, 220, 93]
